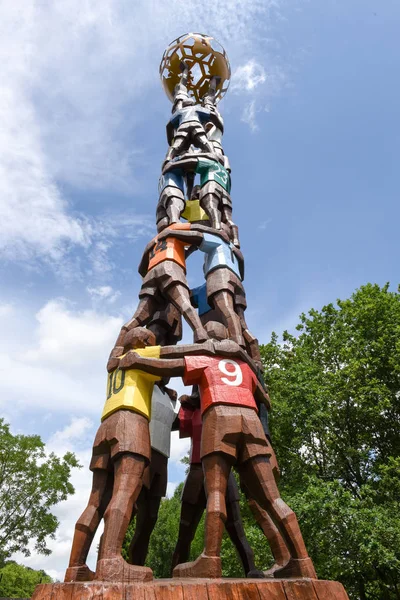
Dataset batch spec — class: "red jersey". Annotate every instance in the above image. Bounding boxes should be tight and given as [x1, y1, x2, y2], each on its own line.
[148, 223, 191, 272]
[178, 406, 202, 464]
[183, 355, 258, 416]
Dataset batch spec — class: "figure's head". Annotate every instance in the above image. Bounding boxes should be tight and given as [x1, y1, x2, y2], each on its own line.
[204, 320, 228, 341]
[123, 327, 156, 351]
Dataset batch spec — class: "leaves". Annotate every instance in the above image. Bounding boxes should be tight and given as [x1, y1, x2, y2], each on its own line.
[0, 561, 52, 598]
[260, 283, 400, 599]
[0, 419, 80, 563]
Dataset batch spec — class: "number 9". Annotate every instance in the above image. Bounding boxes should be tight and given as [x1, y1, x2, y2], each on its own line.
[218, 359, 243, 386]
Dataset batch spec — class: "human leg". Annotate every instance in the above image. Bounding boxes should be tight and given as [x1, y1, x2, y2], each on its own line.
[129, 488, 162, 566]
[225, 472, 263, 577]
[221, 204, 240, 247]
[211, 289, 245, 347]
[167, 283, 208, 343]
[199, 192, 222, 230]
[193, 130, 215, 155]
[247, 497, 291, 576]
[96, 453, 152, 582]
[123, 296, 158, 331]
[171, 499, 206, 571]
[172, 452, 231, 578]
[238, 456, 316, 578]
[236, 304, 262, 364]
[65, 469, 113, 581]
[171, 464, 207, 572]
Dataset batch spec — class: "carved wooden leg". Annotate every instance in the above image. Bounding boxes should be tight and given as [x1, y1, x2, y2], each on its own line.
[247, 498, 291, 576]
[129, 488, 162, 566]
[167, 283, 208, 343]
[225, 473, 264, 577]
[171, 499, 206, 572]
[211, 290, 245, 347]
[65, 470, 113, 582]
[96, 454, 153, 582]
[238, 456, 316, 579]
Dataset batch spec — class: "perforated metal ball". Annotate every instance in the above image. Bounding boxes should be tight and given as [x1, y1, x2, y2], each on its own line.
[160, 33, 231, 104]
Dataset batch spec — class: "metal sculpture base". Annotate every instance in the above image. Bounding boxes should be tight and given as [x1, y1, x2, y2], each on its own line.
[31, 577, 350, 599]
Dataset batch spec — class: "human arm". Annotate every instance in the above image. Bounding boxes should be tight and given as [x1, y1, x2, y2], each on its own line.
[253, 378, 271, 410]
[202, 75, 220, 109]
[190, 223, 230, 244]
[231, 245, 245, 280]
[138, 238, 157, 277]
[157, 227, 204, 247]
[118, 352, 185, 378]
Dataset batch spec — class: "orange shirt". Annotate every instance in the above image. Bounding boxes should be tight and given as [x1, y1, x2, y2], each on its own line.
[148, 223, 191, 272]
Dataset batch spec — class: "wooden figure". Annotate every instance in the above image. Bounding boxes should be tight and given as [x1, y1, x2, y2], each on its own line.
[116, 323, 316, 579]
[163, 62, 218, 166]
[173, 392, 290, 578]
[171, 397, 264, 578]
[156, 224, 260, 362]
[65, 328, 162, 584]
[128, 384, 178, 566]
[107, 223, 208, 368]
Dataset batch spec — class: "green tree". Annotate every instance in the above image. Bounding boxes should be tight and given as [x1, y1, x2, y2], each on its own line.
[261, 283, 400, 600]
[0, 561, 52, 598]
[0, 419, 80, 564]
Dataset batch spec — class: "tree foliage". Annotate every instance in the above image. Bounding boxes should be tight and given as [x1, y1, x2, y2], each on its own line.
[0, 419, 80, 564]
[261, 283, 400, 599]
[0, 561, 52, 598]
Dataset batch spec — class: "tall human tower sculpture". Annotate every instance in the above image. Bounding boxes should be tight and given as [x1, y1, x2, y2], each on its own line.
[32, 33, 351, 600]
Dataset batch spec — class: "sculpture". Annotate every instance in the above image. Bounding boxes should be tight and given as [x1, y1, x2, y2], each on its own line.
[38, 31, 349, 600]
[65, 328, 159, 583]
[118, 322, 316, 579]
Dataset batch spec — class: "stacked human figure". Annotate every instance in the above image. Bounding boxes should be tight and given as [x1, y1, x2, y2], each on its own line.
[65, 57, 317, 584]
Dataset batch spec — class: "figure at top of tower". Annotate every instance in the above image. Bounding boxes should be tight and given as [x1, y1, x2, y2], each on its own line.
[163, 62, 221, 166]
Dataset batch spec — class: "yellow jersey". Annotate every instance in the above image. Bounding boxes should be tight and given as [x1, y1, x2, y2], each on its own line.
[102, 346, 161, 421]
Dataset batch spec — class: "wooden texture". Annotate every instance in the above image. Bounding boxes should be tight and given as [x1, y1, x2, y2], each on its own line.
[283, 579, 319, 600]
[256, 580, 287, 600]
[313, 580, 350, 600]
[182, 581, 210, 600]
[32, 579, 350, 600]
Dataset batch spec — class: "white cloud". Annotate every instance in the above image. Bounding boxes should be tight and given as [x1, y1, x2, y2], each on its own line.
[232, 59, 288, 131]
[169, 431, 191, 466]
[87, 285, 121, 304]
[0, 303, 14, 317]
[241, 100, 259, 132]
[0, 0, 283, 265]
[22, 299, 122, 371]
[48, 417, 94, 449]
[0, 299, 123, 418]
[232, 59, 267, 92]
[166, 482, 179, 498]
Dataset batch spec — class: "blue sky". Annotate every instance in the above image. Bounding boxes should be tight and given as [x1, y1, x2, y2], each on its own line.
[1, 0, 399, 580]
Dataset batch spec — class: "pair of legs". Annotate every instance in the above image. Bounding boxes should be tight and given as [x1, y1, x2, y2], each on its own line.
[188, 452, 315, 579]
[165, 121, 214, 163]
[124, 269, 208, 344]
[209, 288, 245, 348]
[128, 486, 163, 566]
[66, 453, 151, 582]
[156, 185, 185, 231]
[171, 465, 261, 577]
[200, 187, 239, 247]
[128, 449, 168, 566]
[247, 498, 291, 575]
